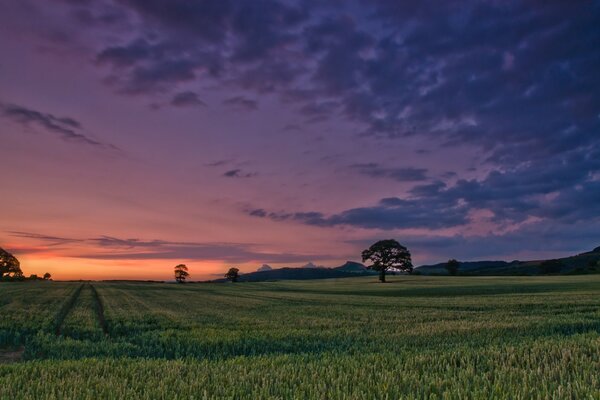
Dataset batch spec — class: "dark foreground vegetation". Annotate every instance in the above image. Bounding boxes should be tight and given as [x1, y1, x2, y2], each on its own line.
[1, 276, 599, 399]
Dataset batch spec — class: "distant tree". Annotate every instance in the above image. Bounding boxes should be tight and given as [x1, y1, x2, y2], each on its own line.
[0, 247, 22, 280]
[539, 259, 563, 274]
[29, 274, 38, 280]
[361, 239, 413, 283]
[174, 264, 189, 283]
[43, 272, 52, 280]
[225, 267, 240, 282]
[445, 259, 460, 276]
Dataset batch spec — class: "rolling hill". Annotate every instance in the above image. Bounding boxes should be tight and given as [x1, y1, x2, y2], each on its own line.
[210, 261, 375, 282]
[416, 246, 600, 275]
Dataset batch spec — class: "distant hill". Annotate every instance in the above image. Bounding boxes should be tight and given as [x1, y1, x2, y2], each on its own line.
[333, 261, 373, 273]
[416, 260, 527, 275]
[257, 264, 273, 272]
[210, 261, 375, 282]
[300, 262, 325, 269]
[580, 246, 600, 255]
[416, 246, 600, 276]
[212, 268, 364, 282]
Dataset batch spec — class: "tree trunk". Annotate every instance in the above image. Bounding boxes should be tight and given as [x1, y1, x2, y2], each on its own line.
[379, 269, 386, 283]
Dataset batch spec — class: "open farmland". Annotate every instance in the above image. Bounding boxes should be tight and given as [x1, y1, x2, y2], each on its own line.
[0, 276, 599, 399]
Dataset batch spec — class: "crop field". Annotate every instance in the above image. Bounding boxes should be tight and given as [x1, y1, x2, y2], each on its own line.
[0, 276, 599, 399]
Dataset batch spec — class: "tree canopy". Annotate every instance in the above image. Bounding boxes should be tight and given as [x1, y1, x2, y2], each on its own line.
[174, 264, 189, 283]
[225, 267, 240, 282]
[361, 239, 413, 282]
[445, 259, 460, 276]
[0, 247, 22, 280]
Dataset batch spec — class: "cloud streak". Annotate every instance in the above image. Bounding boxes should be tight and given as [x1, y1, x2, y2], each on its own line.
[8, 232, 333, 264]
[223, 169, 256, 178]
[171, 91, 206, 107]
[249, 144, 600, 231]
[350, 163, 428, 182]
[1, 103, 117, 149]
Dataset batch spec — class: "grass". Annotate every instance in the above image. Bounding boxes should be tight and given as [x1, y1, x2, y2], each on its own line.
[0, 275, 599, 399]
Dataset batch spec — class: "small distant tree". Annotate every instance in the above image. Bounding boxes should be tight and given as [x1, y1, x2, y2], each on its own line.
[0, 247, 22, 281]
[43, 272, 52, 280]
[225, 267, 240, 282]
[445, 259, 460, 276]
[361, 239, 413, 283]
[539, 259, 563, 274]
[174, 264, 189, 283]
[29, 274, 38, 280]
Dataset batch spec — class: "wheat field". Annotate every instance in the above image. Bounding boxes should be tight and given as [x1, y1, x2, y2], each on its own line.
[1, 276, 599, 399]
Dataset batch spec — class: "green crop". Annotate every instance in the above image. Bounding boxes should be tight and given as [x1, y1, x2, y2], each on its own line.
[0, 275, 598, 399]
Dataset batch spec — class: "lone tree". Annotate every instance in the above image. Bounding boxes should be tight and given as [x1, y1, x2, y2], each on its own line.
[225, 267, 240, 282]
[362, 239, 413, 283]
[0, 247, 22, 281]
[445, 259, 460, 276]
[174, 264, 189, 283]
[43, 272, 52, 281]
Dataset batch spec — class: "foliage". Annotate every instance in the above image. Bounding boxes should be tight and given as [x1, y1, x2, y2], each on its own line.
[361, 239, 412, 282]
[174, 264, 189, 283]
[43, 273, 52, 281]
[0, 247, 22, 280]
[225, 267, 240, 282]
[0, 276, 599, 398]
[445, 259, 460, 275]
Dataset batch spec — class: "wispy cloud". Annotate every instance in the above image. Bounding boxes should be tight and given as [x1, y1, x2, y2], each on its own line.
[205, 160, 231, 167]
[1, 103, 118, 150]
[223, 169, 256, 178]
[350, 163, 429, 182]
[171, 91, 206, 107]
[8, 231, 335, 264]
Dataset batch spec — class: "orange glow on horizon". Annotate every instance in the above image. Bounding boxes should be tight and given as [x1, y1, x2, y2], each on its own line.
[18, 255, 254, 281]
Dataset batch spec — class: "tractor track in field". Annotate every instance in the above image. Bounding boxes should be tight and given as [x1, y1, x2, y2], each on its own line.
[54, 284, 84, 336]
[89, 284, 109, 336]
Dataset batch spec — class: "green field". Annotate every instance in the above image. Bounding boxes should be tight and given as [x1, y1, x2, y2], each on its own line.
[1, 276, 599, 399]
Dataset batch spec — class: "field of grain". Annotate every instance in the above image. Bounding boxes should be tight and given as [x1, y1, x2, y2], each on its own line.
[1, 276, 599, 399]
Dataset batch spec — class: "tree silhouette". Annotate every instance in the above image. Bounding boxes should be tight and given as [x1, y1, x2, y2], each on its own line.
[43, 272, 52, 280]
[445, 259, 460, 276]
[174, 264, 189, 283]
[0, 247, 22, 280]
[225, 267, 240, 282]
[361, 239, 413, 283]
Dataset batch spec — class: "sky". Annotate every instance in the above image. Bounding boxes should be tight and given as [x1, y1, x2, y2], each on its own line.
[1, 0, 599, 280]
